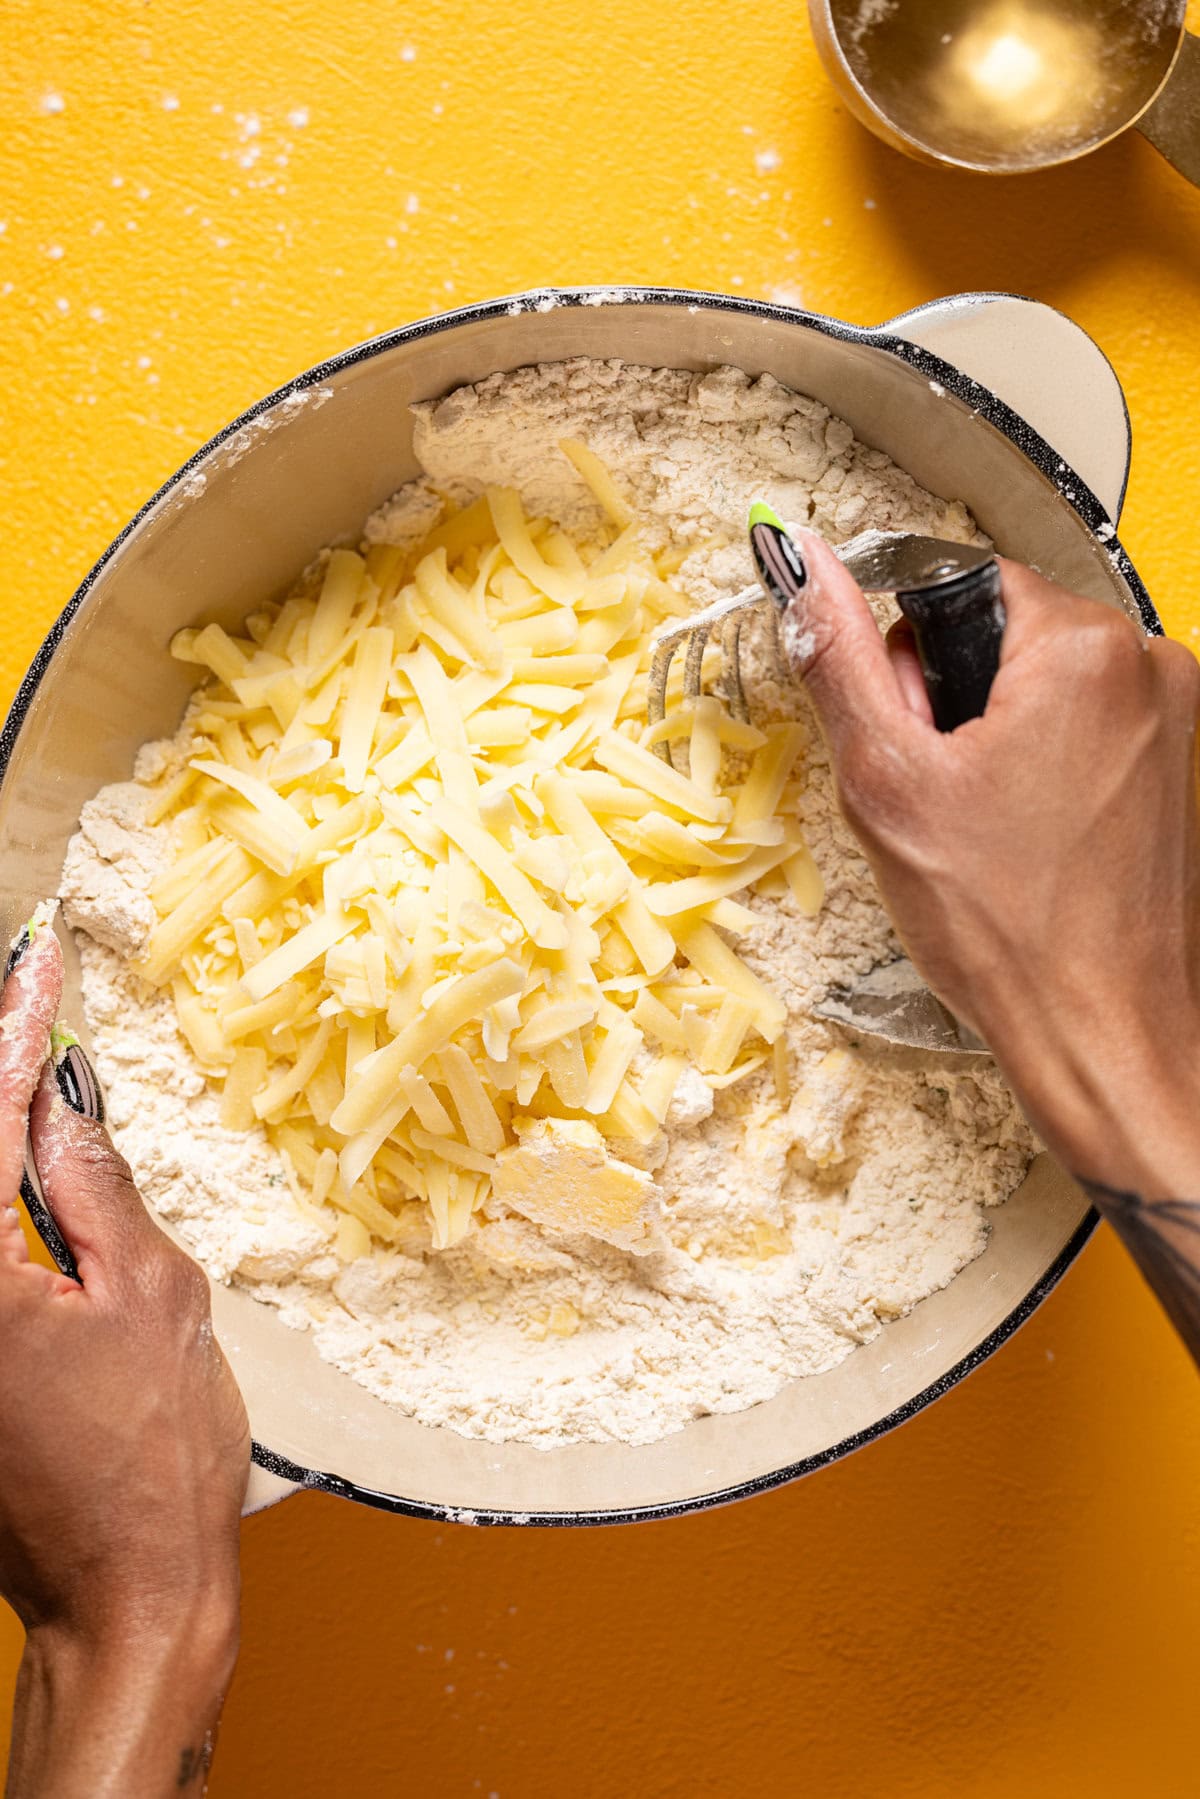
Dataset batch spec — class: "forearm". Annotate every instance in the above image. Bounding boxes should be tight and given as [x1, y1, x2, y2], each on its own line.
[989, 997, 1200, 1196]
[1076, 1178, 1200, 1366]
[7, 1596, 239, 1799]
[992, 1014, 1200, 1368]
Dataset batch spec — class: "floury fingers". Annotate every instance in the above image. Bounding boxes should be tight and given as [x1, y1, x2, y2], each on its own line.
[0, 902, 82, 1284]
[5, 899, 59, 980]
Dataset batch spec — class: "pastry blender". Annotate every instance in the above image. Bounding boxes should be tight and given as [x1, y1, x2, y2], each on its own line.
[647, 515, 1003, 1057]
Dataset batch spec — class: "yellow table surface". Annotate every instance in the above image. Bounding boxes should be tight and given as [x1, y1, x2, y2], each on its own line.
[3, 3, 1200, 1794]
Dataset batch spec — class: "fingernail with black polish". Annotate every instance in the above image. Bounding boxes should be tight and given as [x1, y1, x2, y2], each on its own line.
[6, 936, 30, 982]
[749, 500, 808, 609]
[6, 918, 37, 980]
[51, 1025, 106, 1123]
[5, 901, 57, 981]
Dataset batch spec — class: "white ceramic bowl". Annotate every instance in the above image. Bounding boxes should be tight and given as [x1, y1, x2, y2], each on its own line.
[0, 287, 1155, 1522]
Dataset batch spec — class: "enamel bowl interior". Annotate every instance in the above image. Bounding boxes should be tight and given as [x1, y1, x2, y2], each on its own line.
[0, 294, 1138, 1522]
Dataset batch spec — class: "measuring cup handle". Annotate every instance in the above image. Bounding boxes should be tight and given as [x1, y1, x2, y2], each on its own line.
[1138, 31, 1200, 189]
[897, 561, 1005, 733]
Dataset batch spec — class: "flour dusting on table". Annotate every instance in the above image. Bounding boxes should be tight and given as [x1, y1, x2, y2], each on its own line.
[60, 360, 1034, 1448]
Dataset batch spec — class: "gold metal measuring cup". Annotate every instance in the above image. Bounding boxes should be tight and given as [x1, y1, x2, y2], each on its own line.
[809, 1, 1200, 183]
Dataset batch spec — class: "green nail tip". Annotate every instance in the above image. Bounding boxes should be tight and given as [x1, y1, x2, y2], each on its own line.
[24, 901, 57, 940]
[50, 1024, 80, 1058]
[748, 499, 785, 533]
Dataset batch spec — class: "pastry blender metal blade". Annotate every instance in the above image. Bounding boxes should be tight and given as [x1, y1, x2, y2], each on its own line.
[815, 956, 990, 1058]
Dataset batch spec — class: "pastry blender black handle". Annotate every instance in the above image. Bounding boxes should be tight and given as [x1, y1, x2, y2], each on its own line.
[896, 559, 1005, 733]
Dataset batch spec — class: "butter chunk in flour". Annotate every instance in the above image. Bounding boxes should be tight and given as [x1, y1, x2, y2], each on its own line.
[60, 359, 1036, 1450]
[493, 1119, 661, 1255]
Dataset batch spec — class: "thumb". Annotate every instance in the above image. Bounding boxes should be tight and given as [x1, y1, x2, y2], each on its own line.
[28, 1053, 159, 1294]
[750, 513, 910, 756]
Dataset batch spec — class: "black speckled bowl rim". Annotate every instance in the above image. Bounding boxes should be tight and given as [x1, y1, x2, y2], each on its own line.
[2, 285, 1150, 1526]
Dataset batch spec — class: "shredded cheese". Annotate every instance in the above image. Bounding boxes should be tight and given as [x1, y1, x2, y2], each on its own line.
[148, 455, 822, 1249]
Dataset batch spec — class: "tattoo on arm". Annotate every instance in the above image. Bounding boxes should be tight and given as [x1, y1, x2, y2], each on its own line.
[1077, 1177, 1200, 1367]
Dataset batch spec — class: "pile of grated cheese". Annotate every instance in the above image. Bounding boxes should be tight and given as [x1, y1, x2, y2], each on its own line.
[142, 444, 825, 1259]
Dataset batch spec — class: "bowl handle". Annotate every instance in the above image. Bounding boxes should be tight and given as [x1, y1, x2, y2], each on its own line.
[242, 1455, 302, 1516]
[882, 294, 1131, 524]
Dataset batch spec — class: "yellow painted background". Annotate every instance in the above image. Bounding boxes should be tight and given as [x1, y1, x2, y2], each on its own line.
[3, 2, 1200, 1793]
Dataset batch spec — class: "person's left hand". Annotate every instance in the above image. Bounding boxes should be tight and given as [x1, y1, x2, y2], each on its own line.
[0, 915, 251, 1798]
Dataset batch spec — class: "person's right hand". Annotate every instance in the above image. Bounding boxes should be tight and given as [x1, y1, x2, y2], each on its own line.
[776, 530, 1200, 1207]
[0, 916, 251, 1796]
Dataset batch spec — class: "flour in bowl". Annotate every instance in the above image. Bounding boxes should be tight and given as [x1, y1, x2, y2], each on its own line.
[60, 360, 1035, 1448]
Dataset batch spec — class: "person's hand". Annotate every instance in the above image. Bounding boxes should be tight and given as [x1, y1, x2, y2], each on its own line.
[771, 529, 1200, 1361]
[0, 915, 251, 1797]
